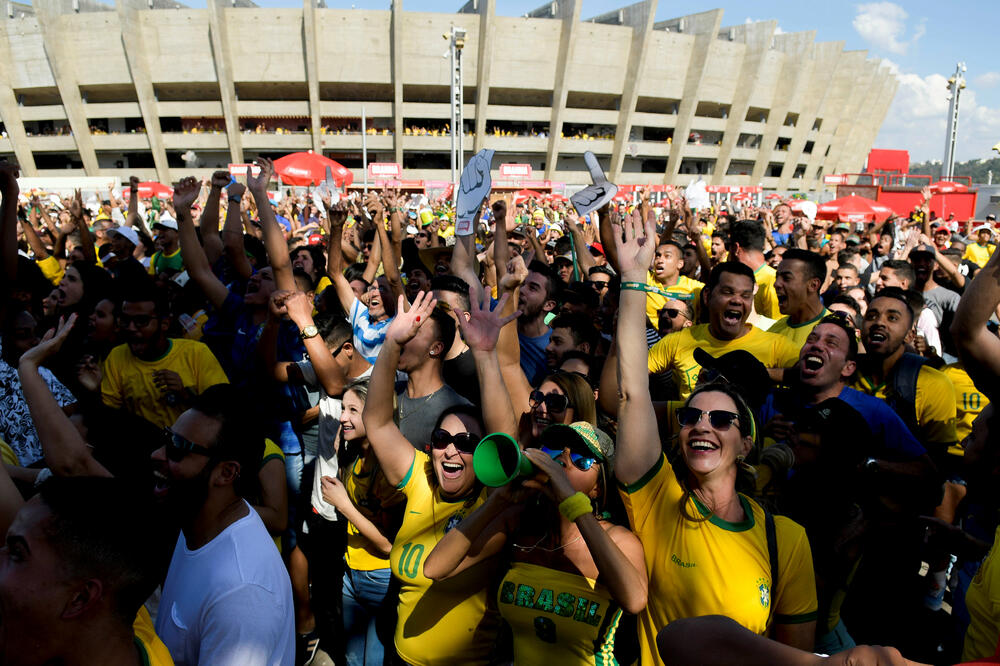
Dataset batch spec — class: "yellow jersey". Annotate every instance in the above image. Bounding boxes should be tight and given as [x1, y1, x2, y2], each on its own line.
[644, 272, 704, 326]
[344, 452, 406, 571]
[943, 364, 989, 456]
[754, 264, 781, 319]
[619, 454, 818, 666]
[37, 255, 65, 284]
[964, 527, 1000, 662]
[101, 338, 230, 429]
[390, 451, 500, 665]
[768, 308, 830, 350]
[648, 323, 801, 399]
[852, 364, 957, 452]
[963, 242, 996, 269]
[134, 606, 174, 665]
[499, 562, 620, 666]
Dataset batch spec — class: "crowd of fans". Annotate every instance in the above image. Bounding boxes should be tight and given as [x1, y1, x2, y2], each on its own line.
[3, 157, 1000, 666]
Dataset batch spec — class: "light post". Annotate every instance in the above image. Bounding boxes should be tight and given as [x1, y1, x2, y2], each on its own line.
[446, 26, 466, 205]
[942, 62, 966, 180]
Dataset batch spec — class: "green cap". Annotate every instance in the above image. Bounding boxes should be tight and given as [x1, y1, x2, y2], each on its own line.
[541, 422, 615, 463]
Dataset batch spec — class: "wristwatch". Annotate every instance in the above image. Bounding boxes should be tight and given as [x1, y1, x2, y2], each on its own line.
[300, 324, 319, 340]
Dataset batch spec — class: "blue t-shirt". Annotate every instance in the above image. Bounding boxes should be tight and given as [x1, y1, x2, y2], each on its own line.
[759, 386, 925, 461]
[518, 328, 552, 386]
[348, 298, 393, 364]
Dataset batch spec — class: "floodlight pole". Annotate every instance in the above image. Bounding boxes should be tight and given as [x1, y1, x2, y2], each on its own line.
[362, 103, 368, 194]
[942, 62, 966, 180]
[448, 26, 465, 206]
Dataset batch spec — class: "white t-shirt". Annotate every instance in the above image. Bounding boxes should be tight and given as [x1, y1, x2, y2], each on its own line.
[155, 503, 295, 666]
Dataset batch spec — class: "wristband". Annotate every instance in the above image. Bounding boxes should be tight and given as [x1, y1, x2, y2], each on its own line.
[558, 491, 593, 522]
[228, 195, 241, 204]
[621, 281, 666, 297]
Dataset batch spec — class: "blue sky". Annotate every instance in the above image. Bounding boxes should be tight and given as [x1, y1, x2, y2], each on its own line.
[185, 0, 1000, 163]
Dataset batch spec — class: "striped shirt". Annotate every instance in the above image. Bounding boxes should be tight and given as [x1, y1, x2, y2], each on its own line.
[349, 298, 393, 364]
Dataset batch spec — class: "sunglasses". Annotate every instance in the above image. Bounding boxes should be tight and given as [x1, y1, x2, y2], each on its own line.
[162, 428, 213, 462]
[119, 313, 155, 328]
[658, 307, 685, 320]
[538, 445, 597, 472]
[586, 280, 610, 291]
[429, 429, 479, 455]
[529, 390, 570, 414]
[676, 407, 741, 430]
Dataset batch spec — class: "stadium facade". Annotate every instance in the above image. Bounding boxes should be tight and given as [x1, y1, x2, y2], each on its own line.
[0, 0, 898, 190]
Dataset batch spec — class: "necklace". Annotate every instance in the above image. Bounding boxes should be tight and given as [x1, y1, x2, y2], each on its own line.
[512, 532, 583, 553]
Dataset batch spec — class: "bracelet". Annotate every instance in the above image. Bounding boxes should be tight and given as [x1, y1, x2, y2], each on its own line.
[621, 281, 665, 296]
[558, 492, 593, 522]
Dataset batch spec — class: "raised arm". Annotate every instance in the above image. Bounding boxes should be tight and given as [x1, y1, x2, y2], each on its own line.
[951, 244, 1000, 400]
[492, 196, 511, 287]
[283, 290, 347, 396]
[564, 213, 597, 276]
[613, 208, 663, 485]
[458, 288, 521, 437]
[174, 176, 229, 309]
[20, 215, 50, 260]
[451, 208, 485, 306]
[367, 192, 407, 308]
[71, 190, 97, 264]
[126, 176, 141, 228]
[18, 315, 112, 478]
[221, 181, 253, 281]
[0, 164, 18, 289]
[361, 230, 383, 286]
[324, 203, 358, 313]
[495, 255, 535, 419]
[361, 292, 438, 486]
[597, 205, 622, 274]
[687, 214, 712, 278]
[200, 170, 230, 266]
[247, 158, 295, 292]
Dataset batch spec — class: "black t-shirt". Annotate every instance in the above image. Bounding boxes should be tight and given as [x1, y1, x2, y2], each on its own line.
[443, 347, 480, 406]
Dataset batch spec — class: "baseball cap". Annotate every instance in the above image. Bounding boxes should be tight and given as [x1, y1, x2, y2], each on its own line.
[972, 224, 993, 235]
[910, 243, 936, 258]
[532, 209, 546, 220]
[589, 242, 605, 257]
[987, 214, 997, 222]
[553, 253, 574, 265]
[541, 422, 615, 463]
[153, 215, 178, 231]
[108, 225, 139, 247]
[510, 226, 529, 238]
[692, 348, 770, 408]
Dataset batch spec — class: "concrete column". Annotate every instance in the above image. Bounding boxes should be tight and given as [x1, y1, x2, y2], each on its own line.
[748, 30, 815, 185]
[711, 20, 776, 186]
[115, 0, 170, 182]
[839, 64, 894, 175]
[543, 0, 581, 180]
[390, 0, 403, 165]
[774, 41, 842, 191]
[303, 0, 322, 153]
[800, 43, 853, 192]
[662, 9, 724, 183]
[471, 0, 495, 153]
[822, 51, 872, 177]
[207, 0, 243, 164]
[608, 0, 657, 182]
[33, 0, 99, 175]
[0, 20, 37, 175]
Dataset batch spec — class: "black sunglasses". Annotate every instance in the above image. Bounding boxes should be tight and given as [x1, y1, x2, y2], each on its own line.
[119, 313, 155, 328]
[162, 428, 213, 462]
[430, 429, 479, 454]
[529, 390, 570, 414]
[676, 407, 740, 430]
[586, 280, 610, 291]
[659, 307, 685, 319]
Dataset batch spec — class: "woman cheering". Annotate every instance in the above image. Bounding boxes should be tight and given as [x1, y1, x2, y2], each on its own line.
[612, 210, 818, 664]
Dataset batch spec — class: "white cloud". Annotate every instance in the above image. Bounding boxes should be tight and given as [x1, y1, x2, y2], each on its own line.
[852, 2, 923, 56]
[975, 72, 1000, 89]
[874, 61, 1000, 162]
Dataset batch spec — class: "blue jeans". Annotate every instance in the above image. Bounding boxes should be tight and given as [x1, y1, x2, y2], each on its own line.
[342, 566, 392, 666]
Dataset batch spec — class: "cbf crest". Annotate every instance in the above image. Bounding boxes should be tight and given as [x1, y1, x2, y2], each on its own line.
[756, 577, 771, 609]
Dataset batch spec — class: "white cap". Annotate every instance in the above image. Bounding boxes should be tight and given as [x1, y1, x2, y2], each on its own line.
[406, 224, 419, 235]
[108, 225, 139, 247]
[972, 224, 994, 235]
[153, 214, 178, 231]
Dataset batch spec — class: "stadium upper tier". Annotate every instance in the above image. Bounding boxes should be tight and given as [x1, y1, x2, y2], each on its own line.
[0, 0, 897, 189]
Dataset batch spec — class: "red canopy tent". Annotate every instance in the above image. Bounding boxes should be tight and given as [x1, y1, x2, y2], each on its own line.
[273, 151, 354, 188]
[929, 180, 969, 194]
[123, 181, 172, 199]
[513, 189, 544, 204]
[817, 194, 894, 224]
[764, 193, 782, 200]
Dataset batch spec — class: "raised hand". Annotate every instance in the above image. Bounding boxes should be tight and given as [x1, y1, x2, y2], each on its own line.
[247, 158, 274, 193]
[521, 448, 578, 503]
[268, 289, 292, 321]
[172, 176, 200, 212]
[226, 180, 246, 202]
[20, 314, 77, 366]
[284, 290, 315, 326]
[385, 291, 437, 347]
[457, 288, 520, 353]
[69, 189, 83, 219]
[129, 175, 140, 191]
[613, 198, 657, 280]
[329, 202, 348, 229]
[0, 163, 21, 196]
[211, 170, 232, 190]
[499, 253, 529, 292]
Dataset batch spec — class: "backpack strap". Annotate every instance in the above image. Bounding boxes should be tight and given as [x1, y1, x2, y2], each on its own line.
[887, 352, 927, 436]
[765, 508, 779, 628]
